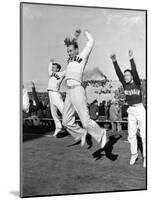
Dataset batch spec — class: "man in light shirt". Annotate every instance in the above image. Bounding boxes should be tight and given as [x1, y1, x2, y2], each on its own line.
[22, 85, 30, 113]
[48, 59, 65, 137]
[62, 30, 107, 148]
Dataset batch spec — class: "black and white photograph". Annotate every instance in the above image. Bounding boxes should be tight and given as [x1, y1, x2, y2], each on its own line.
[21, 2, 147, 198]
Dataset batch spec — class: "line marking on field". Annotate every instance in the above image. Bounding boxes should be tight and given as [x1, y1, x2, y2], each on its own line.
[23, 132, 54, 137]
[44, 134, 54, 137]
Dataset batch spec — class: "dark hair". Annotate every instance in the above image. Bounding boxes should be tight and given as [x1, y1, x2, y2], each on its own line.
[124, 69, 132, 75]
[29, 99, 33, 104]
[53, 63, 61, 70]
[92, 99, 98, 104]
[64, 37, 79, 49]
[102, 100, 106, 104]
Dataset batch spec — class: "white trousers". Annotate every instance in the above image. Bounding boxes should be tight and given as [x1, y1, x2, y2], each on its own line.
[48, 91, 64, 131]
[62, 86, 106, 142]
[127, 104, 146, 157]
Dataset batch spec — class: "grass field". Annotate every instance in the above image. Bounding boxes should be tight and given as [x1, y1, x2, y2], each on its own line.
[22, 128, 146, 197]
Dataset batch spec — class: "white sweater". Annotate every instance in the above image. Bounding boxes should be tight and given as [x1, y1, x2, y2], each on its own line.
[65, 31, 94, 85]
[48, 62, 65, 92]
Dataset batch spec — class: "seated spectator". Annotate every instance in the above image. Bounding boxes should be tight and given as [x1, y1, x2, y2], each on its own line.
[24, 114, 40, 127]
[29, 99, 37, 113]
[37, 108, 45, 119]
[43, 103, 52, 118]
[89, 99, 99, 120]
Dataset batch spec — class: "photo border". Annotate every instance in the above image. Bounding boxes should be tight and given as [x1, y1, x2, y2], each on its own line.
[20, 2, 147, 198]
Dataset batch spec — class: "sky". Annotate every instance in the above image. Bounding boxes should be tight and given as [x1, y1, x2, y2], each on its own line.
[22, 3, 146, 91]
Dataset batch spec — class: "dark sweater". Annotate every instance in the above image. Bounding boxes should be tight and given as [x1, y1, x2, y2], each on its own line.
[112, 58, 142, 106]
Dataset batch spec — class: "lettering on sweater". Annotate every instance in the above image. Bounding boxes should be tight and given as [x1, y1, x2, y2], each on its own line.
[50, 73, 60, 80]
[68, 56, 83, 63]
[124, 89, 140, 96]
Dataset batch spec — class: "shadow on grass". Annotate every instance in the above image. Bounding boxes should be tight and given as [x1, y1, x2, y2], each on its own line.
[56, 130, 69, 138]
[23, 126, 52, 142]
[67, 140, 81, 147]
[23, 126, 70, 142]
[92, 135, 122, 161]
[137, 134, 143, 156]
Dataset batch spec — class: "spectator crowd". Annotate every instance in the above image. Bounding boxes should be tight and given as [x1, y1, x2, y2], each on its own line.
[23, 82, 129, 129]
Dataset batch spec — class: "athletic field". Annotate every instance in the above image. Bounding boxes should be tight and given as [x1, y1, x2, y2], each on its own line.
[22, 128, 146, 197]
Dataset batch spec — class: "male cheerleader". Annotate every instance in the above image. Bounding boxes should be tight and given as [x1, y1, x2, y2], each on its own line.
[48, 59, 65, 137]
[62, 30, 107, 148]
[110, 49, 146, 167]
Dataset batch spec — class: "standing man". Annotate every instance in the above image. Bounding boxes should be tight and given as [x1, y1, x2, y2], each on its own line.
[99, 100, 106, 117]
[62, 30, 107, 148]
[22, 85, 30, 113]
[48, 59, 65, 137]
[109, 99, 120, 133]
[110, 49, 146, 167]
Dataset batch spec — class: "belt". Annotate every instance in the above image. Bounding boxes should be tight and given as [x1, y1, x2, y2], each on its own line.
[130, 103, 142, 107]
[47, 89, 58, 92]
[67, 84, 81, 89]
